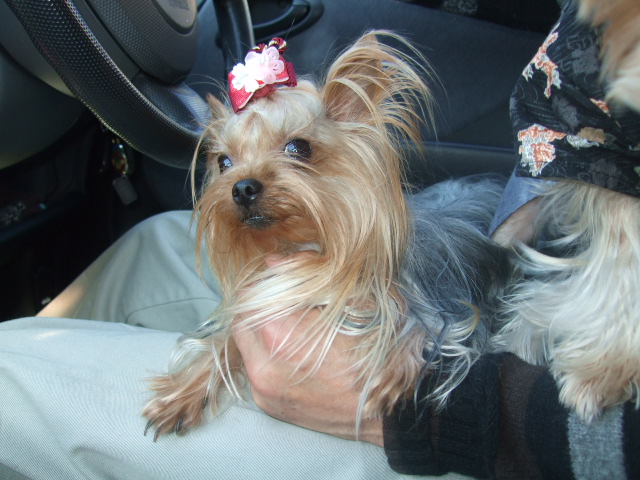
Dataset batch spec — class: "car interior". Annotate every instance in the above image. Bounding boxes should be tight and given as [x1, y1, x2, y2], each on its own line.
[0, 0, 562, 322]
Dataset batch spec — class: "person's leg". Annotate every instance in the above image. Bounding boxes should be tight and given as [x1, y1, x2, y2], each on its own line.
[4, 211, 472, 479]
[38, 210, 220, 332]
[0, 316, 473, 480]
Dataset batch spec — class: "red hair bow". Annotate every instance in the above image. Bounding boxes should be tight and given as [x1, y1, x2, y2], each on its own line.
[228, 38, 297, 112]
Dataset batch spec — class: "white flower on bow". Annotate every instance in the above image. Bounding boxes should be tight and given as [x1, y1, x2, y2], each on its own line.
[230, 46, 285, 93]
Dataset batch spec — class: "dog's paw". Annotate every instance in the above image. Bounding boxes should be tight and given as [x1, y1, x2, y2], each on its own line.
[142, 374, 209, 441]
[556, 367, 640, 422]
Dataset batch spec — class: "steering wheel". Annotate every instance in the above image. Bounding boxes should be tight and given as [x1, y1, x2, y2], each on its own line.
[4, 0, 254, 169]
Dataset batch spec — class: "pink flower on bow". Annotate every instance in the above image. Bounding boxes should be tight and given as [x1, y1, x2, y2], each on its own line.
[228, 38, 297, 112]
[231, 46, 285, 93]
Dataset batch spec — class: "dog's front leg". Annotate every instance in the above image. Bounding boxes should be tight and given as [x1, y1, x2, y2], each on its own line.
[143, 332, 242, 439]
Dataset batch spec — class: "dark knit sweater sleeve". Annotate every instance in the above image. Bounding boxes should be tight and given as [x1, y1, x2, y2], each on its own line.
[382, 353, 576, 479]
[382, 353, 503, 478]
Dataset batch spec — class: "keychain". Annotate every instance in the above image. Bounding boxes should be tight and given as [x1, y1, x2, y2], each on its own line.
[110, 136, 138, 205]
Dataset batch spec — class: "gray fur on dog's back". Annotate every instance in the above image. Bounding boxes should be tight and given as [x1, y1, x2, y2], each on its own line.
[402, 175, 507, 401]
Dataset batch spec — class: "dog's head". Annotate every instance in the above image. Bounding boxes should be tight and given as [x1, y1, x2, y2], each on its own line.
[195, 31, 432, 292]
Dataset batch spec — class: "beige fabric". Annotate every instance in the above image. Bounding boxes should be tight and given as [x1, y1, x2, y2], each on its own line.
[0, 211, 474, 480]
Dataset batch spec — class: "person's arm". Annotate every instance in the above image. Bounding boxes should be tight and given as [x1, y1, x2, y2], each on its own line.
[233, 308, 639, 480]
[383, 353, 566, 479]
[382, 353, 502, 478]
[392, 352, 640, 480]
[232, 256, 638, 479]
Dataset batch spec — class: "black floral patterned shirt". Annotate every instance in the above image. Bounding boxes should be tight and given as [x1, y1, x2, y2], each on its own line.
[510, 0, 640, 198]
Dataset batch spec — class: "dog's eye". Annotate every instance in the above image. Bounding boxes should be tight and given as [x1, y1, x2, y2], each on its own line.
[284, 139, 312, 161]
[218, 155, 233, 173]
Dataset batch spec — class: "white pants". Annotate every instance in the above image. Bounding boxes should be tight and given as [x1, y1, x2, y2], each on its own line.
[0, 211, 471, 480]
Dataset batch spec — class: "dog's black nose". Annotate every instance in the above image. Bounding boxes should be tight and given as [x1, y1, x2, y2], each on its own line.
[232, 179, 263, 208]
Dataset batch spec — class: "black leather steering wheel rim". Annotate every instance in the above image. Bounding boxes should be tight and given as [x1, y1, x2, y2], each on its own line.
[5, 0, 254, 169]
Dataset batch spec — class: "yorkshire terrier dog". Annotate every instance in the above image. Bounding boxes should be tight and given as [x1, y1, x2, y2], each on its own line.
[143, 31, 506, 439]
[492, 0, 640, 422]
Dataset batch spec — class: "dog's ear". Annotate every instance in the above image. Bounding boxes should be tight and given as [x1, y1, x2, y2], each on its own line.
[321, 30, 432, 135]
[322, 33, 388, 124]
[207, 94, 232, 119]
